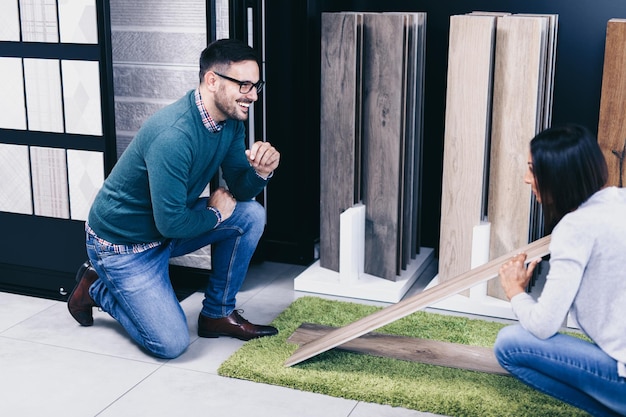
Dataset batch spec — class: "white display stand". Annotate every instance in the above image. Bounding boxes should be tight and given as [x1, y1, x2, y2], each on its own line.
[295, 205, 435, 303]
[427, 222, 579, 329]
[425, 222, 518, 320]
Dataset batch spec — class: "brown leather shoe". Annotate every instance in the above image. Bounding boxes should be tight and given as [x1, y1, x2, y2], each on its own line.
[67, 261, 99, 326]
[198, 310, 278, 341]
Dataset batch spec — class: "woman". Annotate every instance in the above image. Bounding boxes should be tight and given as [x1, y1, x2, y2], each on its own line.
[494, 124, 626, 416]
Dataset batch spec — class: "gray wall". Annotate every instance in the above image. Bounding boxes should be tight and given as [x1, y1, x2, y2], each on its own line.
[109, 0, 208, 158]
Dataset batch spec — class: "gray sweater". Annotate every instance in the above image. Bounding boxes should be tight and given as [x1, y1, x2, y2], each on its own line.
[511, 186, 626, 377]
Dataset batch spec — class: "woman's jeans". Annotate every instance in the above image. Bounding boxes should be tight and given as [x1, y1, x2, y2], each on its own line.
[85, 199, 265, 359]
[494, 325, 626, 416]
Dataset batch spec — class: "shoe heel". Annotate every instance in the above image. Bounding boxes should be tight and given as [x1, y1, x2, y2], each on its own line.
[75, 261, 91, 283]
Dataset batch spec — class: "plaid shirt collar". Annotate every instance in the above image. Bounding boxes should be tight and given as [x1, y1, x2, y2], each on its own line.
[195, 88, 224, 133]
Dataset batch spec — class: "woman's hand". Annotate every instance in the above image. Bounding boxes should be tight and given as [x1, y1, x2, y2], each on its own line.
[499, 253, 541, 300]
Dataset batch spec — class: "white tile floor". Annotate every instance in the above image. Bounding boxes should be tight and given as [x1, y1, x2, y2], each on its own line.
[0, 260, 447, 417]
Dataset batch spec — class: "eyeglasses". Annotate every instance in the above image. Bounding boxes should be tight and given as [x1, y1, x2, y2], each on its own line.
[214, 72, 265, 94]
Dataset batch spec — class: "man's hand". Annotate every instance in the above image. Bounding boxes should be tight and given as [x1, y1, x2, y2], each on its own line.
[245, 141, 280, 178]
[207, 187, 236, 222]
[498, 253, 541, 300]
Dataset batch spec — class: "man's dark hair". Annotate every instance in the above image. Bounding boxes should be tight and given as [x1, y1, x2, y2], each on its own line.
[530, 123, 608, 231]
[199, 39, 260, 83]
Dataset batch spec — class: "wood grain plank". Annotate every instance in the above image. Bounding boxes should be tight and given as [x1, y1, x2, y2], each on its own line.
[361, 13, 406, 280]
[284, 235, 550, 367]
[396, 14, 409, 273]
[412, 13, 427, 257]
[319, 13, 360, 272]
[597, 18, 626, 188]
[438, 15, 496, 284]
[287, 323, 508, 375]
[399, 13, 426, 267]
[486, 16, 547, 300]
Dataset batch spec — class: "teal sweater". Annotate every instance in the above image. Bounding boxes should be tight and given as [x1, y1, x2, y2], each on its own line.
[88, 90, 268, 244]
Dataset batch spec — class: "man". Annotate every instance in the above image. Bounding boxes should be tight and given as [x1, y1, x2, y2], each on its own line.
[67, 39, 280, 359]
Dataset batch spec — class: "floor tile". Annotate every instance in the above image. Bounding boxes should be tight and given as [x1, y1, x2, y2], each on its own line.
[0, 292, 56, 332]
[2, 300, 165, 363]
[97, 365, 358, 417]
[0, 337, 158, 417]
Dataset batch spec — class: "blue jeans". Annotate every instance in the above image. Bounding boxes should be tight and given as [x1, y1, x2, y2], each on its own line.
[85, 199, 265, 359]
[494, 325, 626, 416]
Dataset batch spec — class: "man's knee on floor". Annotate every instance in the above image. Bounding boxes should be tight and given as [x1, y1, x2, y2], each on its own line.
[144, 331, 190, 359]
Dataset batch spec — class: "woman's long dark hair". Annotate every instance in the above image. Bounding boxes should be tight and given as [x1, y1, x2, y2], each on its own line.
[530, 124, 608, 232]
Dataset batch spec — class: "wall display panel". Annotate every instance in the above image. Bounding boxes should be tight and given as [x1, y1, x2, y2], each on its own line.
[598, 19, 626, 188]
[61, 60, 103, 136]
[0, 58, 27, 130]
[0, 1, 21, 41]
[67, 149, 104, 221]
[20, 0, 60, 43]
[58, 0, 98, 44]
[0, 0, 114, 300]
[30, 146, 70, 218]
[24, 58, 65, 133]
[0, 144, 33, 215]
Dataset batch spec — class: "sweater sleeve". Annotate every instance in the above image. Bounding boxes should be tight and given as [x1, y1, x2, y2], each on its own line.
[511, 218, 592, 339]
[220, 121, 270, 201]
[144, 129, 218, 239]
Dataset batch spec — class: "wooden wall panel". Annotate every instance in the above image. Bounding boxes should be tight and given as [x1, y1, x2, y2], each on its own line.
[438, 15, 496, 283]
[487, 16, 547, 299]
[361, 13, 406, 280]
[597, 18, 626, 188]
[319, 13, 361, 272]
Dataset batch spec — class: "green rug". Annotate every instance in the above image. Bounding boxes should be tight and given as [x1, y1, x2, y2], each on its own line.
[218, 296, 586, 417]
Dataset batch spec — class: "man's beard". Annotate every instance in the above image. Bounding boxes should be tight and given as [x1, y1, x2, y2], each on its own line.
[214, 88, 251, 121]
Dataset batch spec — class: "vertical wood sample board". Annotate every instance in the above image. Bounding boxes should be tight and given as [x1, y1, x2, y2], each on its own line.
[361, 13, 406, 280]
[598, 18, 626, 188]
[438, 14, 496, 284]
[318, 12, 427, 282]
[487, 15, 550, 300]
[438, 13, 557, 303]
[319, 12, 361, 272]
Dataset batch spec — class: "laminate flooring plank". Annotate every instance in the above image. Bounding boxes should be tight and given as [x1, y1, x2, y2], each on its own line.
[319, 13, 360, 272]
[355, 14, 364, 203]
[288, 323, 508, 375]
[361, 13, 406, 280]
[516, 13, 558, 241]
[412, 13, 427, 257]
[487, 16, 547, 300]
[285, 235, 551, 367]
[400, 13, 416, 269]
[401, 13, 426, 265]
[438, 15, 496, 284]
[597, 19, 626, 188]
[395, 13, 409, 273]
